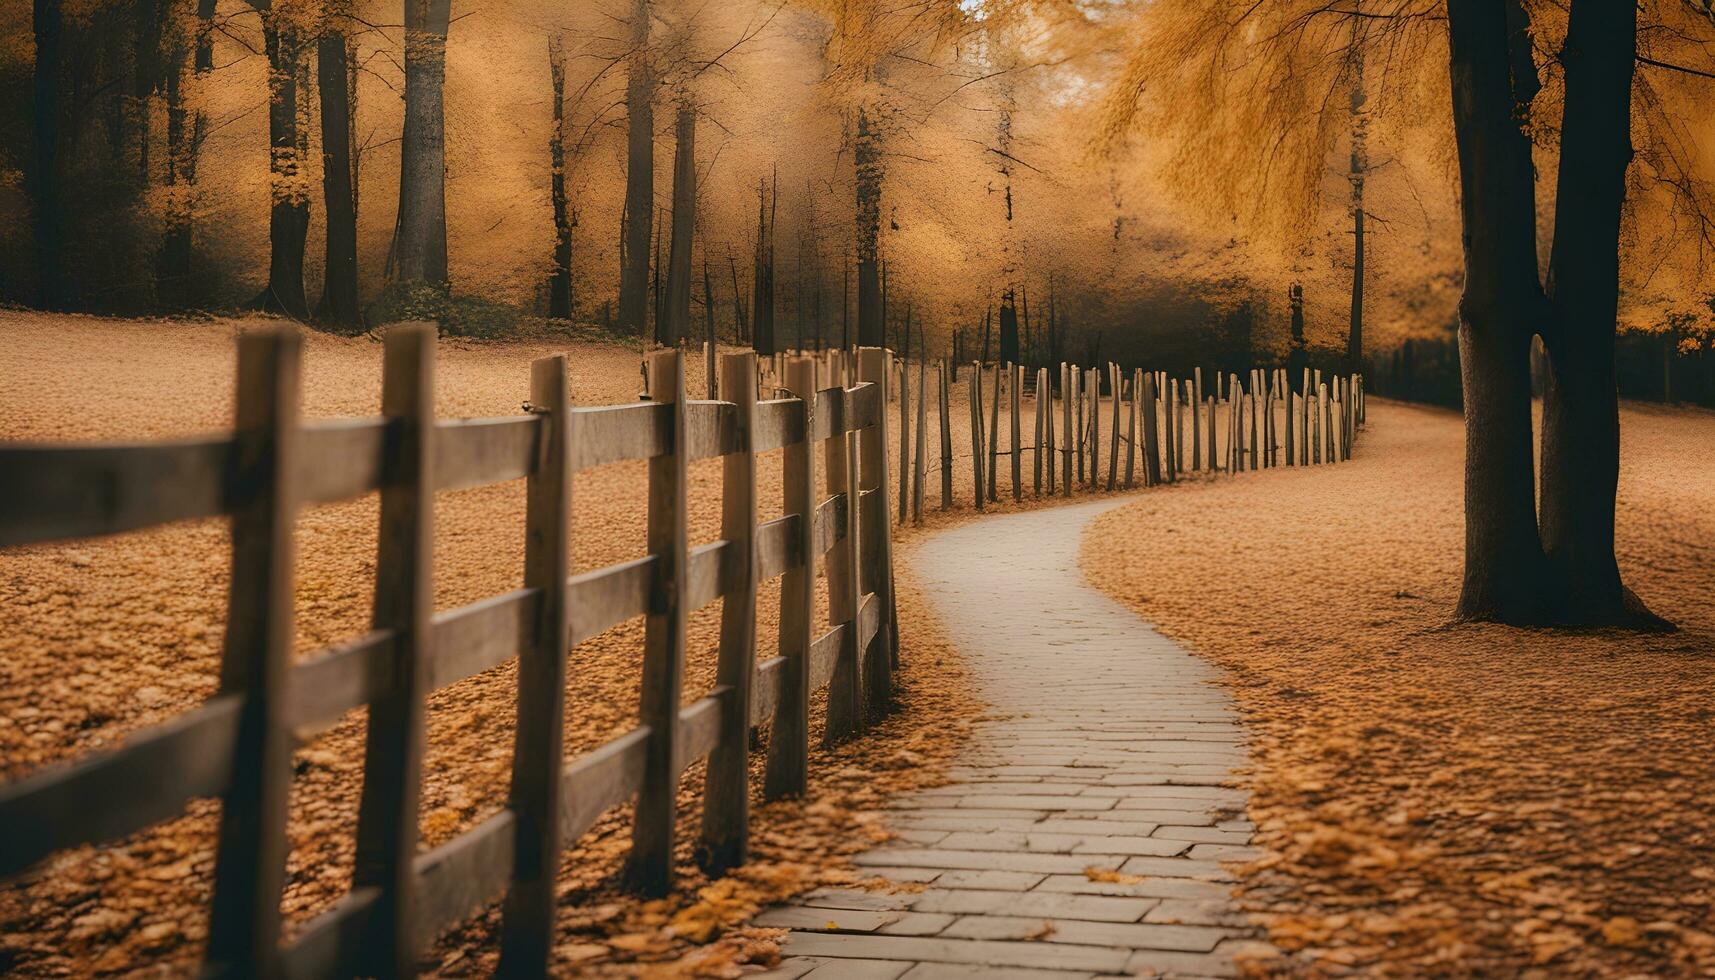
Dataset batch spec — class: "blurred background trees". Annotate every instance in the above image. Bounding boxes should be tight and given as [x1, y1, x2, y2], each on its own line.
[1, 0, 1711, 407]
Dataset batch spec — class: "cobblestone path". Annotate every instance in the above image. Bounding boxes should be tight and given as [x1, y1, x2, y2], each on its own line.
[756, 499, 1274, 979]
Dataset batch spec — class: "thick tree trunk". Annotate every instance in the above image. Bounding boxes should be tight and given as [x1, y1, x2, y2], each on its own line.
[253, 19, 311, 319]
[547, 35, 573, 320]
[1538, 0, 1666, 628]
[854, 106, 883, 347]
[617, 0, 653, 335]
[31, 0, 65, 309]
[316, 31, 361, 329]
[663, 102, 695, 347]
[1446, 0, 1552, 623]
[393, 0, 451, 287]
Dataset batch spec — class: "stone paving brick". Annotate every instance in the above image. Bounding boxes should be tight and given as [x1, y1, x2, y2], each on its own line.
[758, 501, 1275, 978]
[940, 915, 1234, 952]
[780, 933, 1131, 973]
[854, 848, 1127, 876]
[932, 870, 1047, 891]
[1033, 874, 1234, 901]
[1151, 826, 1253, 844]
[898, 963, 1097, 979]
[906, 888, 1156, 923]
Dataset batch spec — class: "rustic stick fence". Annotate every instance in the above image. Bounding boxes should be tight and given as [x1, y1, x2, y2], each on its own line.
[0, 325, 900, 977]
[757, 355, 1367, 519]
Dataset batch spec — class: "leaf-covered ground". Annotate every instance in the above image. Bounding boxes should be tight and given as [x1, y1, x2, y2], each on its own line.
[1084, 397, 1715, 978]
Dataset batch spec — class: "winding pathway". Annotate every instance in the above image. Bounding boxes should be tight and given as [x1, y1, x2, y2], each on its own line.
[756, 498, 1275, 979]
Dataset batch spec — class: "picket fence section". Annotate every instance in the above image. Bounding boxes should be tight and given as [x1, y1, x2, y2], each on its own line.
[0, 324, 899, 978]
[758, 353, 1367, 516]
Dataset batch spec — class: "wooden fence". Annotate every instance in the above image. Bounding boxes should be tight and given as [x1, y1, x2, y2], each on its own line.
[759, 354, 1366, 516]
[0, 324, 900, 978]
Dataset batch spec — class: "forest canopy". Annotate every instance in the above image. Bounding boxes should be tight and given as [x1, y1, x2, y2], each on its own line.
[2, 0, 1712, 372]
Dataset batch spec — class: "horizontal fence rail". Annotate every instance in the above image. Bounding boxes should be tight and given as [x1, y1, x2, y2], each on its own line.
[0, 324, 900, 978]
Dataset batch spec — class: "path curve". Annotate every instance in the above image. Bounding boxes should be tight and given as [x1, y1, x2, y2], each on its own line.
[759, 498, 1274, 979]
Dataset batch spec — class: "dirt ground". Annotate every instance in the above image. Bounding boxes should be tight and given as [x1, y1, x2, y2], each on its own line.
[1084, 397, 1715, 978]
[0, 311, 1129, 976]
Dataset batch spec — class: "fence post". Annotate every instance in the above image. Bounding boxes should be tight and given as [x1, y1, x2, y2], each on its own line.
[1060, 363, 1073, 495]
[858, 348, 895, 717]
[1088, 368, 1101, 488]
[968, 362, 985, 510]
[1107, 364, 1121, 491]
[1125, 369, 1138, 488]
[1141, 371, 1160, 486]
[898, 356, 910, 523]
[1229, 380, 1240, 473]
[765, 357, 817, 799]
[1034, 367, 1046, 496]
[205, 330, 301, 979]
[1191, 368, 1202, 472]
[497, 354, 575, 974]
[938, 360, 953, 510]
[825, 363, 862, 743]
[1074, 366, 1085, 484]
[913, 357, 927, 522]
[626, 349, 689, 896]
[987, 361, 1001, 502]
[1285, 374, 1296, 467]
[348, 324, 438, 975]
[1205, 396, 1216, 476]
[1011, 363, 1023, 501]
[1165, 379, 1178, 483]
[700, 351, 759, 874]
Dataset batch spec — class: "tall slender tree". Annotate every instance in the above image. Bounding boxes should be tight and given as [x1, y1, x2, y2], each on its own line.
[30, 0, 65, 309]
[662, 100, 695, 346]
[547, 34, 574, 319]
[618, 0, 654, 334]
[316, 17, 360, 328]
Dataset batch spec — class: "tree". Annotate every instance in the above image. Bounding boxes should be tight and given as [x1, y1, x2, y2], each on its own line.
[618, 0, 654, 335]
[315, 18, 360, 329]
[854, 105, 883, 346]
[246, 0, 312, 319]
[392, 0, 451, 288]
[662, 101, 695, 346]
[158, 0, 216, 309]
[547, 34, 573, 320]
[30, 0, 65, 309]
[752, 171, 776, 356]
[1105, 0, 1715, 629]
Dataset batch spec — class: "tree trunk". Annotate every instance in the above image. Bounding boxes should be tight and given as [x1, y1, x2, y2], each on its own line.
[617, 0, 653, 334]
[1288, 283, 1306, 377]
[159, 3, 208, 309]
[854, 106, 883, 346]
[1445, 0, 1553, 623]
[252, 17, 310, 319]
[1346, 19, 1366, 373]
[31, 0, 65, 309]
[547, 35, 573, 320]
[663, 102, 695, 347]
[1538, 0, 1666, 628]
[393, 0, 451, 287]
[727, 251, 746, 341]
[999, 290, 1019, 365]
[751, 175, 775, 356]
[316, 31, 361, 329]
